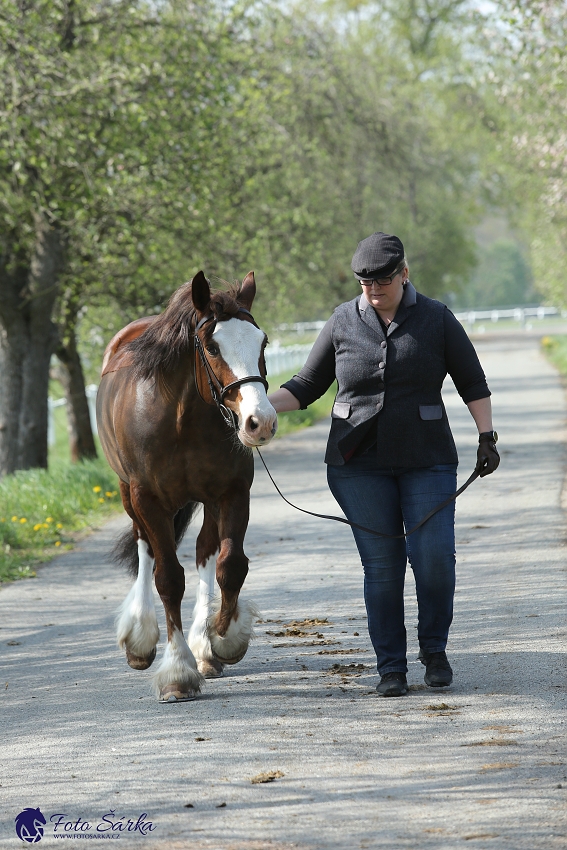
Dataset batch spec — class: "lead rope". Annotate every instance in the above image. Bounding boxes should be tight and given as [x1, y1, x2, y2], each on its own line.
[255, 446, 481, 540]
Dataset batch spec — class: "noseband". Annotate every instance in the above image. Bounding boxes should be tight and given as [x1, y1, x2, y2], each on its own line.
[194, 309, 269, 429]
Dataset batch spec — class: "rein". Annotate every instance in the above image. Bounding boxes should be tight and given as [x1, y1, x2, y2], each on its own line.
[193, 309, 269, 428]
[255, 447, 481, 540]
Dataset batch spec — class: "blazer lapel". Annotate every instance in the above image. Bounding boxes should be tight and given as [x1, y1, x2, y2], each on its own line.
[358, 295, 386, 340]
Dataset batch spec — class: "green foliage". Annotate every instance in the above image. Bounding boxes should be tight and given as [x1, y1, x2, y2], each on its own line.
[269, 371, 336, 437]
[541, 335, 567, 378]
[0, 457, 120, 583]
[455, 239, 534, 309]
[478, 1, 567, 305]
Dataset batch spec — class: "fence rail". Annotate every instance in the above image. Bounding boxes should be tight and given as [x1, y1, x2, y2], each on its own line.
[454, 305, 563, 329]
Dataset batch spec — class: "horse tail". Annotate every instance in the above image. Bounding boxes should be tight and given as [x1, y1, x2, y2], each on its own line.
[111, 529, 140, 578]
[111, 502, 200, 578]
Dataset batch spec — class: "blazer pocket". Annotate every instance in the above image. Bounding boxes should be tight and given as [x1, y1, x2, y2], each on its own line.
[419, 404, 443, 421]
[331, 401, 351, 419]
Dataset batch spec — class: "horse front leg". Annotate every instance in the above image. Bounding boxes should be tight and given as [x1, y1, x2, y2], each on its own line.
[130, 486, 203, 702]
[188, 508, 224, 678]
[207, 487, 259, 666]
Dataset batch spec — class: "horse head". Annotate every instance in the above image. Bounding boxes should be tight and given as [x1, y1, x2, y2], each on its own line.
[191, 271, 277, 448]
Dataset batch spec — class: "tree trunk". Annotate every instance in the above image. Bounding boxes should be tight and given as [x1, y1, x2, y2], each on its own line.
[55, 333, 97, 463]
[0, 221, 64, 476]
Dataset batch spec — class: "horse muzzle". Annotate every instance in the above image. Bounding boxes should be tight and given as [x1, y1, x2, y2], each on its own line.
[239, 409, 278, 447]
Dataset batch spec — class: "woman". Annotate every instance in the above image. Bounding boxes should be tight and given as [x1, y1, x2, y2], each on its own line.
[268, 232, 499, 697]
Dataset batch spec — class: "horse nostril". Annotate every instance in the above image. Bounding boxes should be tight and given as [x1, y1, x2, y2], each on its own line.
[248, 416, 259, 433]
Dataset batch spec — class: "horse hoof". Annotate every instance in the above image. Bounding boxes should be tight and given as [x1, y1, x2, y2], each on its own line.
[197, 658, 224, 678]
[211, 646, 248, 665]
[159, 683, 197, 702]
[126, 646, 156, 670]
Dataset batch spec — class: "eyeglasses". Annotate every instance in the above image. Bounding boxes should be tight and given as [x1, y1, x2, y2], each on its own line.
[359, 270, 402, 287]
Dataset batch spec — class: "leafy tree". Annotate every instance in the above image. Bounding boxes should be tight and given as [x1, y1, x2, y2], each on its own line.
[0, 0, 245, 473]
[455, 239, 534, 308]
[480, 1, 567, 304]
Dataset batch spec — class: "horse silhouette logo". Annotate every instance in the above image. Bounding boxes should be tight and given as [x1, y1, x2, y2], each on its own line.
[15, 808, 46, 843]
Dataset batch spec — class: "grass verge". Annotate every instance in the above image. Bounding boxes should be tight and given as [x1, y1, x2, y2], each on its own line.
[0, 458, 120, 584]
[541, 335, 567, 376]
[269, 372, 336, 438]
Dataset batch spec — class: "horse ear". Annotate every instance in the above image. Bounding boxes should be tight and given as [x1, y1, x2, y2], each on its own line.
[239, 271, 256, 311]
[191, 271, 211, 313]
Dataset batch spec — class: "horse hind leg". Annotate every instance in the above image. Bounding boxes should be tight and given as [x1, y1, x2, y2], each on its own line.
[129, 485, 203, 702]
[188, 510, 224, 678]
[116, 536, 160, 670]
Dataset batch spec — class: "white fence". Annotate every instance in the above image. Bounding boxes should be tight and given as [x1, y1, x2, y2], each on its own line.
[264, 342, 314, 377]
[454, 305, 562, 331]
[48, 384, 98, 447]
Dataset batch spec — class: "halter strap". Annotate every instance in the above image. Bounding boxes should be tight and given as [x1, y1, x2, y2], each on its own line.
[193, 308, 268, 428]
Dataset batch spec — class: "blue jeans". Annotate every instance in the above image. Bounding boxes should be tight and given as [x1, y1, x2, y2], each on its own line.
[327, 455, 457, 676]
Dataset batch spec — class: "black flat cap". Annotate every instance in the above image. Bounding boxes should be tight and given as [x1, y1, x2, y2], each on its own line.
[351, 232, 405, 280]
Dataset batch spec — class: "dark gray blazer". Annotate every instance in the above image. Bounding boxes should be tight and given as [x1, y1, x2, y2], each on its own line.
[282, 283, 490, 468]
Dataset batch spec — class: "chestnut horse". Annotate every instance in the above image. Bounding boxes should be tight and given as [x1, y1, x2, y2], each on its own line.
[96, 271, 277, 702]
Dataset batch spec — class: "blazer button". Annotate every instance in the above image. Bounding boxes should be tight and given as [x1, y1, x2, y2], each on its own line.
[381, 341, 387, 349]
[379, 361, 385, 369]
[376, 401, 383, 411]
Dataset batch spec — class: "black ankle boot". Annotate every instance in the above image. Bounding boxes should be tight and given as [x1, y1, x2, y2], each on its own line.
[418, 649, 453, 687]
[376, 672, 408, 697]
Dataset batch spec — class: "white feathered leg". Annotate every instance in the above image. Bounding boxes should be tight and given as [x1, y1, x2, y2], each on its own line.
[116, 539, 160, 670]
[188, 556, 224, 677]
[208, 597, 260, 665]
[151, 627, 203, 701]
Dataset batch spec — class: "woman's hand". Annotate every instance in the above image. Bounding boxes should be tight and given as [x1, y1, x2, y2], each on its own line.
[476, 432, 500, 477]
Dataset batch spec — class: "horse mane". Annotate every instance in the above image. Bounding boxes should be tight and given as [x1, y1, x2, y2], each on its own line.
[127, 280, 242, 385]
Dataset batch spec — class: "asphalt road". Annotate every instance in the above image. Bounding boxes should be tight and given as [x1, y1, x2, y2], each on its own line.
[1, 337, 566, 850]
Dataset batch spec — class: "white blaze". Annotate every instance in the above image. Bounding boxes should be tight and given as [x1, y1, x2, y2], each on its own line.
[212, 318, 276, 436]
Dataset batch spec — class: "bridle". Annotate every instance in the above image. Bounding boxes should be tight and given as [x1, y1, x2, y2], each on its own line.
[193, 308, 269, 429]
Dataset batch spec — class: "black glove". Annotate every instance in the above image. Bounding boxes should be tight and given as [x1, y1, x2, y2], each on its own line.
[476, 431, 500, 477]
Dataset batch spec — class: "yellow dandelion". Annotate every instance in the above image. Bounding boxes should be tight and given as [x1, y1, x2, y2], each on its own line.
[98, 497, 105, 503]
[19, 517, 27, 524]
[56, 523, 63, 530]
[105, 492, 114, 498]
[11, 516, 18, 522]
[33, 523, 43, 531]
[93, 486, 102, 493]
[45, 517, 53, 523]
[42, 523, 49, 529]
[55, 540, 61, 547]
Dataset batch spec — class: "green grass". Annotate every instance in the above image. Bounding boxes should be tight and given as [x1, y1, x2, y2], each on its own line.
[0, 369, 334, 584]
[541, 334, 567, 376]
[0, 458, 120, 584]
[269, 371, 336, 438]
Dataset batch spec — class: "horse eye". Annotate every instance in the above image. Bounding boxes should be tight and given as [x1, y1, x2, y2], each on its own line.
[206, 344, 220, 356]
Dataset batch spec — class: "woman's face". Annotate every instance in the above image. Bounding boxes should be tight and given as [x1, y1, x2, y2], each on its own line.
[360, 266, 408, 315]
